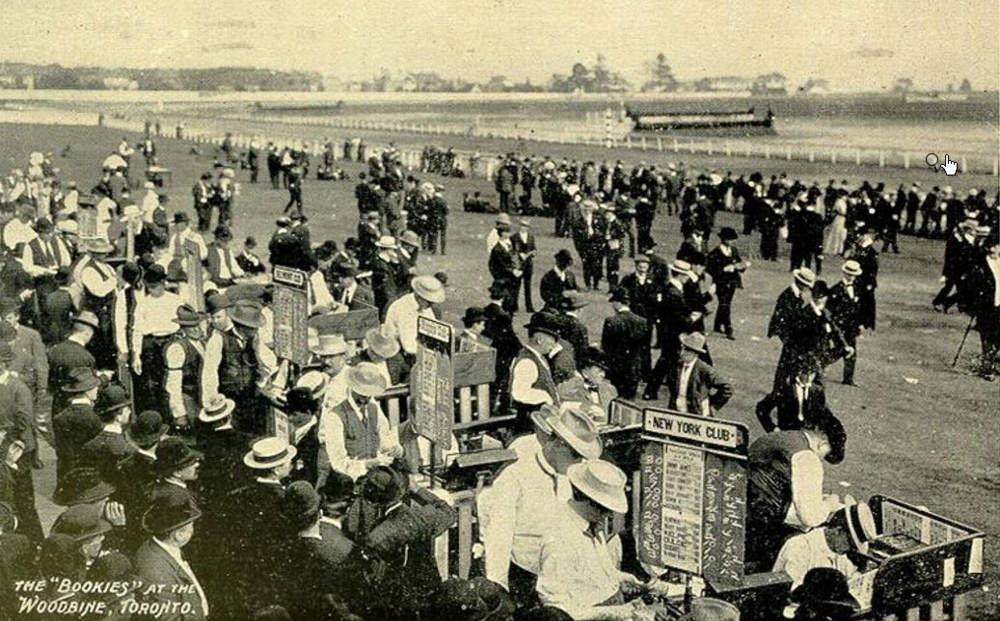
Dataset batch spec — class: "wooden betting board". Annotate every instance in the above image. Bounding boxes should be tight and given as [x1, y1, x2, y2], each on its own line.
[184, 239, 205, 311]
[272, 266, 310, 365]
[639, 408, 749, 587]
[411, 316, 454, 447]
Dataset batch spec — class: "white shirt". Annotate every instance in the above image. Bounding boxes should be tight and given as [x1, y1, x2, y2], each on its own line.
[511, 346, 555, 406]
[132, 291, 182, 362]
[309, 270, 337, 312]
[674, 359, 697, 412]
[478, 451, 572, 587]
[20, 236, 69, 276]
[987, 256, 1000, 306]
[3, 219, 36, 251]
[535, 505, 623, 615]
[784, 432, 839, 530]
[214, 246, 244, 281]
[321, 394, 400, 481]
[773, 527, 858, 588]
[383, 293, 434, 355]
[151, 538, 209, 617]
[486, 228, 500, 253]
[141, 191, 160, 222]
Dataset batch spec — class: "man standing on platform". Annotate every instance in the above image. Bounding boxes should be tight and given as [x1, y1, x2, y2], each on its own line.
[130, 265, 181, 414]
[163, 305, 207, 433]
[203, 297, 269, 436]
[509, 316, 562, 433]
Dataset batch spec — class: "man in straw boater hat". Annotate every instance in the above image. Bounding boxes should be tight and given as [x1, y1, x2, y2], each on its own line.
[203, 295, 269, 435]
[706, 226, 749, 340]
[135, 488, 209, 620]
[73, 237, 120, 372]
[383, 274, 446, 358]
[826, 260, 864, 386]
[162, 304, 208, 433]
[227, 436, 298, 615]
[130, 263, 182, 413]
[509, 314, 563, 433]
[745, 409, 848, 573]
[768, 267, 816, 343]
[774, 498, 877, 591]
[663, 332, 733, 418]
[322, 362, 401, 482]
[354, 325, 406, 386]
[642, 258, 695, 401]
[479, 406, 602, 605]
[534, 459, 668, 619]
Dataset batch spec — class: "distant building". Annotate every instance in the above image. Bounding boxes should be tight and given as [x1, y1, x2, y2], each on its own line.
[102, 76, 138, 90]
[695, 76, 753, 92]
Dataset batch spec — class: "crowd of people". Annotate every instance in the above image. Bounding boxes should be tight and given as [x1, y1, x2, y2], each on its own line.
[0, 123, 995, 621]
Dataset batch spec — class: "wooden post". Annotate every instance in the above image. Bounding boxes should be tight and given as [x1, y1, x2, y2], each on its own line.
[764, 145, 770, 159]
[856, 149, 861, 165]
[626, 135, 633, 149]
[673, 138, 679, 153]
[879, 151, 885, 167]
[786, 146, 792, 161]
[960, 155, 967, 173]
[706, 142, 712, 155]
[725, 141, 731, 156]
[641, 136, 647, 150]
[994, 157, 999, 176]
[903, 152, 910, 169]
[657, 136, 663, 151]
[808, 150, 814, 163]
[689, 140, 694, 154]
[831, 151, 837, 164]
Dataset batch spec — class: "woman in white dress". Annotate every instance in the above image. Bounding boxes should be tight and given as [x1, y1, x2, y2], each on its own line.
[823, 195, 849, 257]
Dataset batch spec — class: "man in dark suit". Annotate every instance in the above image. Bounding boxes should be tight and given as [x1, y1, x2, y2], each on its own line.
[371, 237, 401, 319]
[933, 221, 974, 312]
[333, 263, 376, 310]
[116, 410, 166, 555]
[643, 260, 694, 400]
[539, 249, 578, 308]
[205, 225, 244, 289]
[706, 227, 749, 340]
[619, 255, 658, 375]
[851, 227, 880, 331]
[484, 284, 520, 411]
[556, 346, 618, 421]
[827, 261, 864, 386]
[279, 481, 356, 619]
[552, 291, 589, 358]
[78, 384, 135, 491]
[572, 201, 606, 290]
[756, 357, 832, 432]
[664, 333, 733, 417]
[488, 224, 521, 314]
[135, 489, 208, 620]
[41, 268, 76, 346]
[512, 219, 538, 313]
[192, 172, 213, 233]
[767, 268, 815, 343]
[52, 369, 103, 491]
[968, 233, 999, 378]
[601, 287, 648, 399]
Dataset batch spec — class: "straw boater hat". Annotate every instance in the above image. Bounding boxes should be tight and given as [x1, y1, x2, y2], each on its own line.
[375, 235, 397, 249]
[827, 500, 878, 554]
[310, 333, 348, 357]
[85, 238, 114, 254]
[399, 230, 420, 247]
[199, 393, 236, 424]
[347, 362, 388, 397]
[295, 370, 330, 400]
[410, 275, 446, 304]
[841, 260, 862, 277]
[229, 299, 265, 329]
[679, 332, 707, 354]
[243, 437, 298, 470]
[548, 407, 603, 459]
[792, 267, 817, 288]
[495, 213, 512, 226]
[567, 460, 628, 514]
[365, 326, 400, 359]
[669, 258, 693, 276]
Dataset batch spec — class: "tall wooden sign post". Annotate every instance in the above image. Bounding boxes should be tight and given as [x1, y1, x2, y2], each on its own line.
[412, 316, 454, 485]
[638, 408, 750, 593]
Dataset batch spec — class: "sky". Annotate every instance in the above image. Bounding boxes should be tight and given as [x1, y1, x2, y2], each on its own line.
[0, 0, 997, 91]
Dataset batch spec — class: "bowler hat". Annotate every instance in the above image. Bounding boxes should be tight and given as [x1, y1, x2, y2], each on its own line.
[243, 437, 297, 470]
[462, 307, 486, 327]
[213, 225, 232, 241]
[411, 275, 446, 304]
[144, 264, 166, 285]
[608, 287, 631, 304]
[141, 486, 202, 535]
[365, 326, 401, 359]
[579, 346, 609, 371]
[554, 249, 574, 265]
[567, 460, 626, 513]
[51, 503, 112, 542]
[282, 480, 321, 531]
[198, 394, 236, 424]
[229, 299, 265, 328]
[62, 368, 101, 393]
[524, 315, 560, 340]
[433, 577, 517, 621]
[812, 280, 830, 299]
[488, 282, 507, 299]
[34, 218, 53, 233]
[205, 291, 232, 313]
[53, 467, 116, 506]
[719, 227, 739, 242]
[286, 386, 320, 414]
[172, 212, 190, 224]
[128, 410, 168, 448]
[73, 310, 101, 331]
[548, 407, 603, 460]
[790, 567, 859, 613]
[94, 383, 130, 418]
[155, 437, 203, 475]
[375, 235, 397, 249]
[347, 362, 388, 397]
[361, 466, 408, 506]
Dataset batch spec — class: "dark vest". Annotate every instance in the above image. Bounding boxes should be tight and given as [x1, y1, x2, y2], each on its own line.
[167, 336, 203, 408]
[334, 400, 380, 460]
[509, 347, 560, 408]
[747, 430, 811, 525]
[28, 237, 61, 268]
[218, 327, 257, 396]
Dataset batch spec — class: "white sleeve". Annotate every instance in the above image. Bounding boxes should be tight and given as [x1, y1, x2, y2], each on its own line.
[477, 473, 519, 589]
[19, 244, 48, 277]
[789, 451, 831, 529]
[164, 344, 186, 421]
[81, 268, 116, 298]
[378, 408, 401, 453]
[113, 290, 127, 356]
[323, 411, 368, 481]
[201, 332, 222, 403]
[511, 359, 552, 405]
